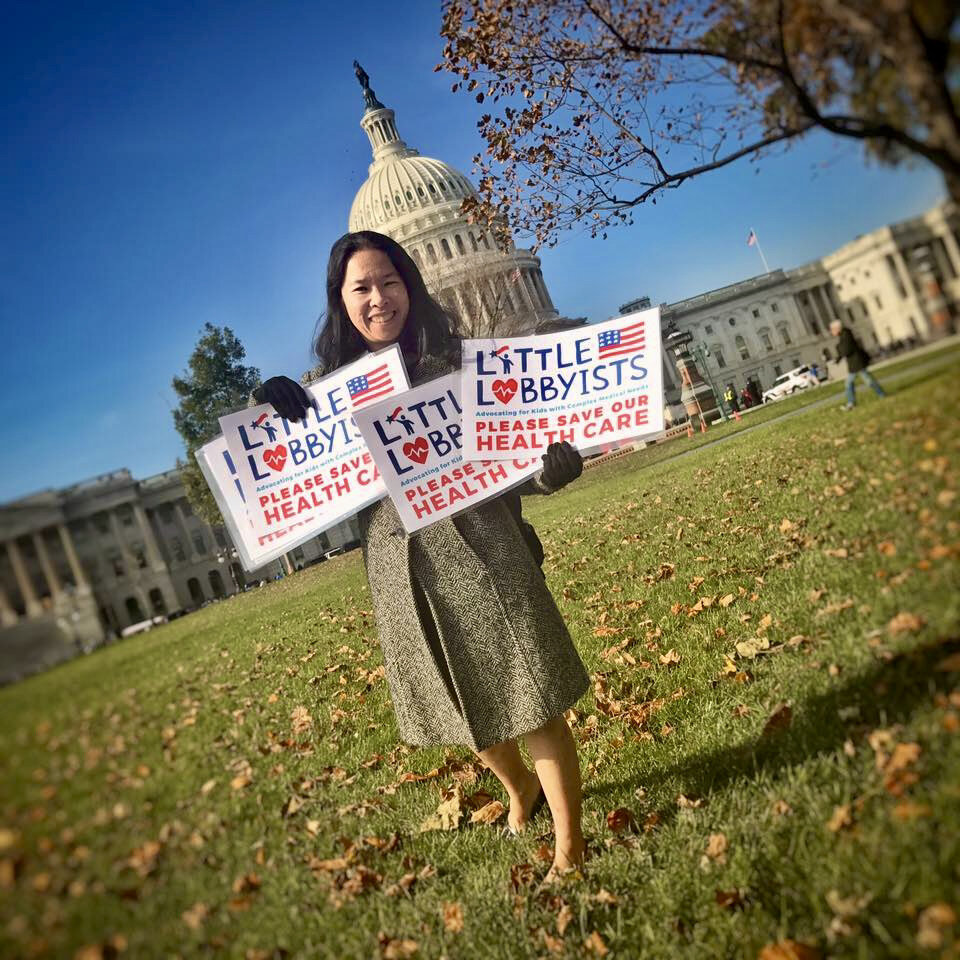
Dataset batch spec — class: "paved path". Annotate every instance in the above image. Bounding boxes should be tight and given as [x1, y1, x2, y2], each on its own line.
[657, 345, 959, 467]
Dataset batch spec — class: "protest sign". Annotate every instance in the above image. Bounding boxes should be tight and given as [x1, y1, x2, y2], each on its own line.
[195, 437, 317, 572]
[351, 372, 541, 534]
[459, 307, 664, 459]
[218, 346, 408, 540]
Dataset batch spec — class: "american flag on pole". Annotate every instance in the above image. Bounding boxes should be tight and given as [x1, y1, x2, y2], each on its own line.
[597, 319, 646, 360]
[347, 363, 394, 407]
[747, 229, 757, 247]
[509, 267, 522, 284]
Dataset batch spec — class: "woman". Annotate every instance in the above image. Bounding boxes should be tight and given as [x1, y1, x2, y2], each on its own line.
[255, 231, 590, 882]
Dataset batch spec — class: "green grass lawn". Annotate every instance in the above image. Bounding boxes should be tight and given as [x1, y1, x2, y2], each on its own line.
[2, 355, 959, 959]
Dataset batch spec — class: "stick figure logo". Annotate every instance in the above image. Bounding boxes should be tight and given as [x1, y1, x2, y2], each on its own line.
[489, 344, 513, 374]
[385, 406, 416, 436]
[251, 412, 278, 443]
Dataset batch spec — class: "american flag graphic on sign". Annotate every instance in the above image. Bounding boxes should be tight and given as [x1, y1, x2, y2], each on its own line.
[597, 319, 645, 360]
[347, 363, 394, 407]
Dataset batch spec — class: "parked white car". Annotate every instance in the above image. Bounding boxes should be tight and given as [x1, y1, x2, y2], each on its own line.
[761, 365, 819, 403]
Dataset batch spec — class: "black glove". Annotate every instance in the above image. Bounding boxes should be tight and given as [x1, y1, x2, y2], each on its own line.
[541, 441, 583, 490]
[253, 376, 310, 422]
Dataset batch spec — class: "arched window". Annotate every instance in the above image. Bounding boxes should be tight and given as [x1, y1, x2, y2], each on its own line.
[187, 578, 204, 606]
[411, 249, 423, 267]
[149, 588, 166, 616]
[712, 345, 726, 368]
[469, 234, 478, 252]
[735, 335, 750, 360]
[454, 235, 465, 255]
[759, 329, 773, 351]
[777, 324, 793, 345]
[125, 596, 145, 624]
[426, 243, 438, 265]
[440, 239, 452, 260]
[208, 570, 225, 599]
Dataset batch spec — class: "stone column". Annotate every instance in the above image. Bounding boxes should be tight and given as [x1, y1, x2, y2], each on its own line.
[940, 229, 960, 277]
[32, 531, 61, 599]
[7, 540, 41, 617]
[175, 501, 194, 559]
[57, 523, 90, 592]
[133, 504, 166, 572]
[108, 509, 137, 574]
[0, 582, 17, 627]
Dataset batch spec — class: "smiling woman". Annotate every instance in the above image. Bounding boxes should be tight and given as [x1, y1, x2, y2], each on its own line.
[253, 229, 590, 886]
[340, 248, 410, 349]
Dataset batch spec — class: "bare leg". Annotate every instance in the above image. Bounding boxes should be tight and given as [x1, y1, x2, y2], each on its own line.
[475, 738, 542, 832]
[523, 715, 586, 878]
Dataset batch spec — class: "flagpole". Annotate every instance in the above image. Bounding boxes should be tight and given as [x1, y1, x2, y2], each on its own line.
[750, 227, 771, 274]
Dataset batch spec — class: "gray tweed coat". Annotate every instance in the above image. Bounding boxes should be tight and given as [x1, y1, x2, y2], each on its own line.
[304, 352, 590, 752]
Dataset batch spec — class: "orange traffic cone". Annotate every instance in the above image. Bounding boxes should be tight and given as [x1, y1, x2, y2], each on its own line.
[733, 408, 742, 422]
[686, 422, 694, 438]
[700, 418, 708, 433]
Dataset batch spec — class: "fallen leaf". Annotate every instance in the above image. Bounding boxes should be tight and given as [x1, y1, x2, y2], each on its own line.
[763, 703, 793, 735]
[584, 930, 608, 956]
[887, 612, 926, 636]
[758, 939, 821, 960]
[823, 547, 848, 559]
[892, 802, 932, 821]
[826, 805, 853, 833]
[182, 902, 208, 930]
[557, 902, 574, 935]
[916, 902, 957, 950]
[377, 933, 419, 959]
[659, 649, 681, 667]
[736, 637, 770, 659]
[470, 800, 506, 825]
[718, 593, 736, 608]
[442, 901, 464, 934]
[420, 786, 465, 833]
[606, 808, 636, 834]
[716, 888, 746, 910]
[290, 706, 312, 734]
[700, 832, 727, 867]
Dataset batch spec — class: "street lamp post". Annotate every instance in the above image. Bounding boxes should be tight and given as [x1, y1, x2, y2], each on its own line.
[691, 344, 728, 423]
[216, 547, 241, 594]
[663, 321, 719, 430]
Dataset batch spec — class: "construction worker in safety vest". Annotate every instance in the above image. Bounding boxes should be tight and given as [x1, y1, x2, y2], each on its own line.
[723, 384, 740, 414]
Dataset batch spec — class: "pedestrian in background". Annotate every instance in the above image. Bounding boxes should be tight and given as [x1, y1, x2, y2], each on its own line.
[829, 320, 887, 410]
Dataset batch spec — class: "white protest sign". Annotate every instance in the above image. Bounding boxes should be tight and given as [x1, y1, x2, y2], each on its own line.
[195, 437, 318, 572]
[218, 346, 408, 540]
[460, 308, 664, 459]
[351, 372, 541, 534]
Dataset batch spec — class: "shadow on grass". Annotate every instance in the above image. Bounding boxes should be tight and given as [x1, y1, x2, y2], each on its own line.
[588, 635, 960, 814]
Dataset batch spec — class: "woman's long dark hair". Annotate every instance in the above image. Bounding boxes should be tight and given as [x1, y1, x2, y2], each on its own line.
[312, 230, 459, 374]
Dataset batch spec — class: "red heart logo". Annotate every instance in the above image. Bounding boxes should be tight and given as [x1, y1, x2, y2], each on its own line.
[491, 378, 518, 404]
[403, 437, 429, 464]
[263, 445, 287, 472]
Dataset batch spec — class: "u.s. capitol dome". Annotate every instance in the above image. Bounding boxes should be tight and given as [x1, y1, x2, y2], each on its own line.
[347, 66, 557, 336]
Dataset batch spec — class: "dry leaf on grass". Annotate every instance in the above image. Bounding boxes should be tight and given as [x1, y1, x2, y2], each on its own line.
[442, 901, 464, 933]
[826, 805, 853, 833]
[887, 612, 926, 635]
[700, 832, 728, 868]
[469, 800, 505, 825]
[916, 902, 957, 949]
[606, 808, 636, 834]
[758, 939, 821, 960]
[182, 902, 208, 930]
[420, 786, 465, 833]
[584, 930, 609, 956]
[659, 649, 681, 667]
[377, 933, 419, 959]
[763, 703, 793, 735]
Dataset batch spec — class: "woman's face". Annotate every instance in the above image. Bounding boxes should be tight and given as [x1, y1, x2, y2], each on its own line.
[340, 248, 410, 349]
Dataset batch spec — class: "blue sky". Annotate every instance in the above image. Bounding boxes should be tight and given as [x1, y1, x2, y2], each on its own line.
[1, 0, 946, 503]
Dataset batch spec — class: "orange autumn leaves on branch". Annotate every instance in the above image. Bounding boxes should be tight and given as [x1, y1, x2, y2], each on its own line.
[439, 0, 960, 249]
